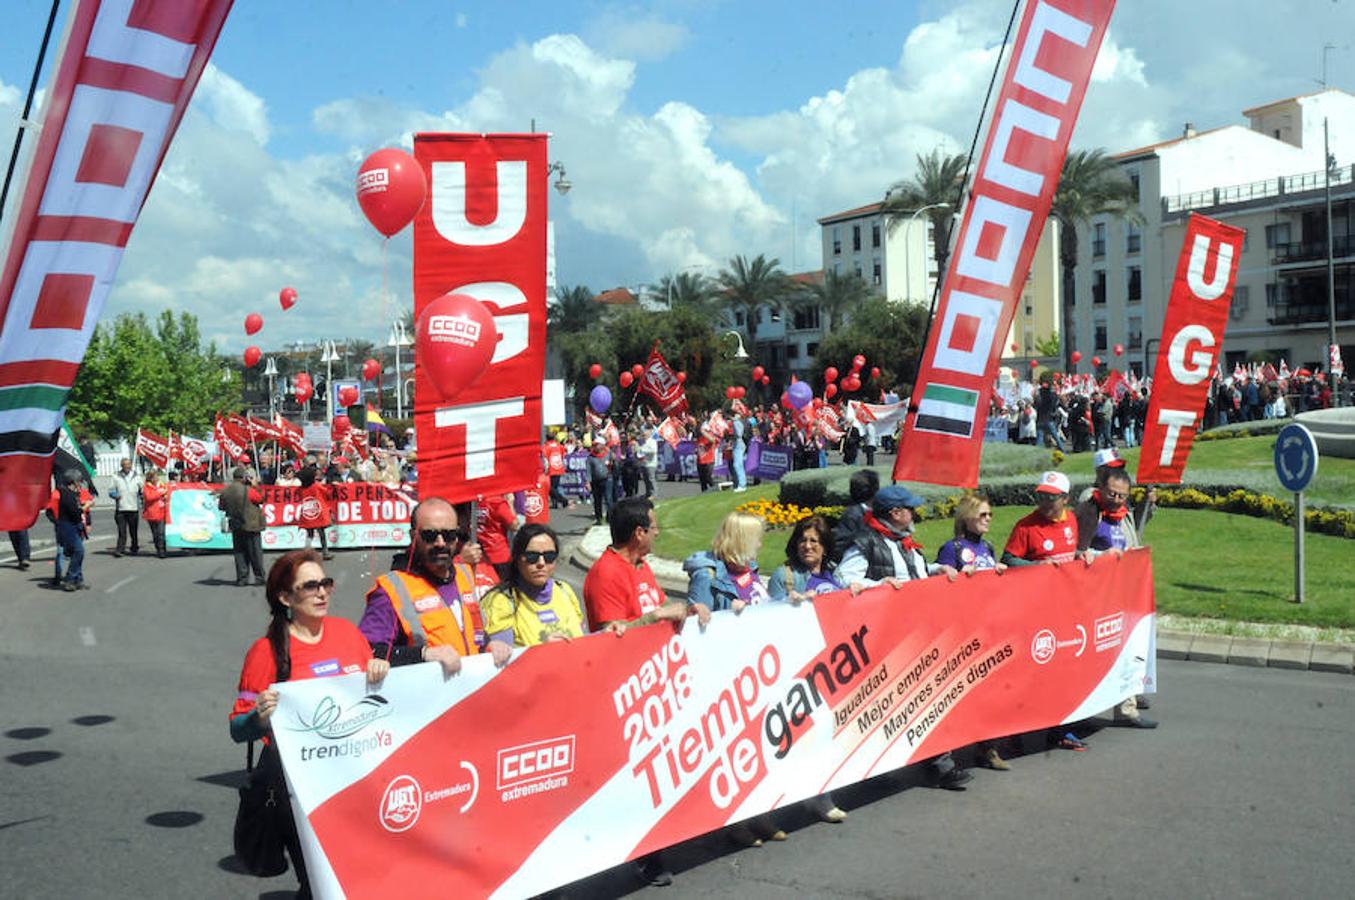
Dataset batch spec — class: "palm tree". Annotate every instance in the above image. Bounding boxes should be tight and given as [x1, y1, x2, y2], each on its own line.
[547, 284, 604, 334]
[650, 270, 718, 316]
[716, 254, 793, 352]
[881, 149, 967, 285]
[1051, 149, 1142, 368]
[803, 270, 877, 331]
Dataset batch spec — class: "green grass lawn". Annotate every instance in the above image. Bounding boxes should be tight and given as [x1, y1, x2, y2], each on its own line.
[655, 490, 1355, 629]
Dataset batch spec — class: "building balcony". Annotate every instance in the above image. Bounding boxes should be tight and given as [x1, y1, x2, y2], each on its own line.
[1272, 234, 1355, 264]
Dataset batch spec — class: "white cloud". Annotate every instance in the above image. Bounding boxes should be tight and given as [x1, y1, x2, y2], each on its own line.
[197, 64, 270, 145]
[587, 8, 690, 62]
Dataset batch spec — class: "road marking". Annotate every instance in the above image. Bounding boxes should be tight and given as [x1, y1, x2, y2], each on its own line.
[79, 627, 96, 647]
[106, 576, 136, 594]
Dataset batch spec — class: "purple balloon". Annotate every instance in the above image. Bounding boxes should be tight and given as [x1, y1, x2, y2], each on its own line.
[589, 384, 612, 414]
[787, 380, 813, 410]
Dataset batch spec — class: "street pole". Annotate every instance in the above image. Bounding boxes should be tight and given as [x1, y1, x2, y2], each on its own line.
[1324, 118, 1341, 407]
[1294, 490, 1305, 604]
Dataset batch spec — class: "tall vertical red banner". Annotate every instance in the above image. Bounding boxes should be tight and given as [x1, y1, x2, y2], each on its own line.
[0, 0, 234, 528]
[894, 0, 1115, 488]
[1136, 213, 1244, 484]
[412, 135, 546, 504]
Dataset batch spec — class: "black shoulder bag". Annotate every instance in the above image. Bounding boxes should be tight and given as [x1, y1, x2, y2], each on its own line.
[232, 728, 291, 876]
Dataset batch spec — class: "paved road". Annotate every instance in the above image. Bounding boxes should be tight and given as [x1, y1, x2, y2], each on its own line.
[1, 484, 1352, 899]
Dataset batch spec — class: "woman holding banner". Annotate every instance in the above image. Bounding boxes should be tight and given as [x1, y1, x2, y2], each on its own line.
[141, 470, 168, 559]
[229, 550, 389, 896]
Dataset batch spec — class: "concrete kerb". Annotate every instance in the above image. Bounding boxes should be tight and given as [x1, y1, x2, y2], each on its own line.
[567, 525, 1352, 674]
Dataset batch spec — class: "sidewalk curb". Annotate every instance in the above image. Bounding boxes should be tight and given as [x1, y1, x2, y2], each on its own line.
[568, 525, 1354, 675]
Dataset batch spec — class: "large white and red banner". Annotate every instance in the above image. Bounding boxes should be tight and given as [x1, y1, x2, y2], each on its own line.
[0, 0, 234, 529]
[274, 550, 1155, 899]
[1137, 213, 1244, 483]
[412, 135, 547, 505]
[638, 346, 689, 417]
[133, 428, 169, 467]
[895, 0, 1115, 487]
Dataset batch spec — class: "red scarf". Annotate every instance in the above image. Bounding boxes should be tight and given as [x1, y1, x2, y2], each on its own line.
[864, 511, 924, 554]
[1092, 489, 1129, 521]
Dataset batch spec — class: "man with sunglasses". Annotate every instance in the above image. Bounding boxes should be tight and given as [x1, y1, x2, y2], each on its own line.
[1001, 471, 1081, 568]
[359, 497, 512, 674]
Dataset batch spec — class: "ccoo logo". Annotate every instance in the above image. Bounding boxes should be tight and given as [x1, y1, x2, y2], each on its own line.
[427, 314, 482, 347]
[379, 775, 422, 832]
[358, 168, 389, 195]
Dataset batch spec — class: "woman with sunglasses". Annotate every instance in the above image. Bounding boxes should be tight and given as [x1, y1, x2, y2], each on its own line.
[482, 524, 601, 648]
[934, 494, 1007, 575]
[230, 549, 389, 896]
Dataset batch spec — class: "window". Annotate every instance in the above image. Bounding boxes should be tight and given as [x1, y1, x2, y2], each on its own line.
[833, 261, 842, 275]
[806, 342, 819, 357]
[832, 226, 841, 255]
[852, 224, 862, 252]
[1025, 304, 1033, 315]
[792, 306, 821, 331]
[1094, 322, 1107, 352]
[1265, 283, 1277, 308]
[854, 265, 862, 278]
[735, 310, 745, 326]
[771, 308, 782, 323]
[1265, 222, 1291, 249]
[1128, 171, 1140, 203]
[872, 260, 882, 286]
[1092, 222, 1107, 258]
[1126, 222, 1141, 254]
[1230, 285, 1250, 321]
[786, 344, 800, 360]
[871, 223, 881, 248]
[1092, 269, 1107, 304]
[1128, 316, 1142, 350]
[1127, 266, 1141, 302]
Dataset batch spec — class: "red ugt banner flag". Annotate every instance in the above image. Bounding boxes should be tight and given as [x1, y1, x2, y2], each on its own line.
[895, 0, 1115, 488]
[413, 135, 546, 505]
[134, 429, 170, 468]
[1137, 213, 1244, 483]
[0, 0, 234, 529]
[638, 346, 688, 417]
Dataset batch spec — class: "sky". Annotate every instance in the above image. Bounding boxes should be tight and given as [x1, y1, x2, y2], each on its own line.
[1, 0, 1354, 355]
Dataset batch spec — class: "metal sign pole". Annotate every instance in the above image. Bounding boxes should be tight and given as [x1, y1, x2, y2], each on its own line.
[1294, 491, 1305, 605]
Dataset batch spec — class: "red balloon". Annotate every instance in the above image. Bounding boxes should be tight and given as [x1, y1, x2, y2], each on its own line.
[243, 346, 261, 368]
[1092, 356, 1102, 367]
[824, 366, 839, 383]
[630, 364, 643, 380]
[751, 365, 765, 382]
[1028, 360, 1038, 369]
[1011, 342, 1019, 352]
[279, 287, 298, 311]
[736, 386, 746, 399]
[676, 371, 687, 384]
[356, 148, 428, 237]
[845, 375, 861, 392]
[825, 383, 838, 399]
[589, 363, 602, 380]
[726, 386, 737, 399]
[780, 391, 791, 409]
[417, 292, 499, 400]
[619, 372, 634, 388]
[870, 366, 880, 380]
[1070, 351, 1082, 364]
[362, 358, 381, 381]
[294, 384, 312, 403]
[761, 375, 770, 386]
[852, 354, 866, 371]
[1113, 344, 1124, 357]
[244, 313, 262, 335]
[339, 386, 359, 406]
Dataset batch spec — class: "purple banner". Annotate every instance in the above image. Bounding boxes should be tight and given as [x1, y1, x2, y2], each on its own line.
[657, 439, 790, 481]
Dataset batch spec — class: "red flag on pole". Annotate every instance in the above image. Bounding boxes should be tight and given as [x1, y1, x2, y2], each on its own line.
[637, 346, 689, 417]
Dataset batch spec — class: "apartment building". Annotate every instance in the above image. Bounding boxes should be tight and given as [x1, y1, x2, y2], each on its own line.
[817, 202, 940, 304]
[1070, 89, 1355, 376]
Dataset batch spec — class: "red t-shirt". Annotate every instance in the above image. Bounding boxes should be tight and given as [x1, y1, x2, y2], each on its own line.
[230, 618, 372, 720]
[1004, 509, 1079, 564]
[583, 546, 667, 627]
[298, 482, 332, 529]
[476, 495, 516, 564]
[543, 441, 566, 476]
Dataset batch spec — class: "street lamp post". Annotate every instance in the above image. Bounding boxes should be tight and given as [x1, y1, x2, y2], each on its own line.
[320, 340, 340, 421]
[263, 356, 278, 420]
[666, 263, 710, 308]
[388, 319, 412, 419]
[903, 202, 951, 303]
[722, 330, 750, 359]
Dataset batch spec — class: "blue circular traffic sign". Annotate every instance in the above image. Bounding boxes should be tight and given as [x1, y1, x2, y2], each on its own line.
[1274, 423, 1319, 493]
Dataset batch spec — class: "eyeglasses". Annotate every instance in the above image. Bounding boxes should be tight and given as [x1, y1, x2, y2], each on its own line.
[976, 511, 993, 518]
[419, 528, 469, 545]
[1103, 489, 1129, 501]
[293, 577, 335, 596]
[521, 550, 559, 565]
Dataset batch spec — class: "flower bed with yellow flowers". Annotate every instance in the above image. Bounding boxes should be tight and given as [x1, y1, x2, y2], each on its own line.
[735, 498, 844, 529]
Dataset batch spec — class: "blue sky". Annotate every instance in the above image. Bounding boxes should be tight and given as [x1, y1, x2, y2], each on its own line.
[2, 1, 1353, 351]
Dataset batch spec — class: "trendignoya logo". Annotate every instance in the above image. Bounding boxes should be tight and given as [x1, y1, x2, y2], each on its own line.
[380, 775, 421, 832]
[288, 694, 392, 740]
[427, 314, 482, 347]
[1031, 629, 1056, 664]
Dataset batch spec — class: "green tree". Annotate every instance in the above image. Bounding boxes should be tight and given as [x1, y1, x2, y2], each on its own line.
[716, 254, 794, 352]
[547, 284, 604, 335]
[1052, 149, 1141, 368]
[67, 311, 239, 441]
[882, 149, 967, 290]
[803, 270, 878, 331]
[816, 297, 930, 396]
[1033, 332, 1061, 358]
[649, 270, 719, 317]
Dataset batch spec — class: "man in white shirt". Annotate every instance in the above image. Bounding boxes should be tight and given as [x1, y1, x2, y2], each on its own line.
[109, 458, 142, 556]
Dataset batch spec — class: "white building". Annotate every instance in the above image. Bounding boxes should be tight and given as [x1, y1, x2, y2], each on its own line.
[817, 202, 941, 304]
[1070, 89, 1355, 376]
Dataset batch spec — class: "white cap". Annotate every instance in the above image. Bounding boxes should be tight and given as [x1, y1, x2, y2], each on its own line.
[1093, 448, 1125, 469]
[1035, 470, 1071, 495]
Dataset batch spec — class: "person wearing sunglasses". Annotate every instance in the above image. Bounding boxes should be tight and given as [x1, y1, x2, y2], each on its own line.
[230, 549, 388, 896]
[935, 494, 1007, 575]
[482, 524, 611, 649]
[359, 497, 511, 674]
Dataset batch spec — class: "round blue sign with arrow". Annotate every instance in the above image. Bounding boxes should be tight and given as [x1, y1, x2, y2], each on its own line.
[1274, 423, 1319, 493]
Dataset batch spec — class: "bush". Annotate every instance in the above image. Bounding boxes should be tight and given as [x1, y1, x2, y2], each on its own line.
[1196, 419, 1290, 441]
